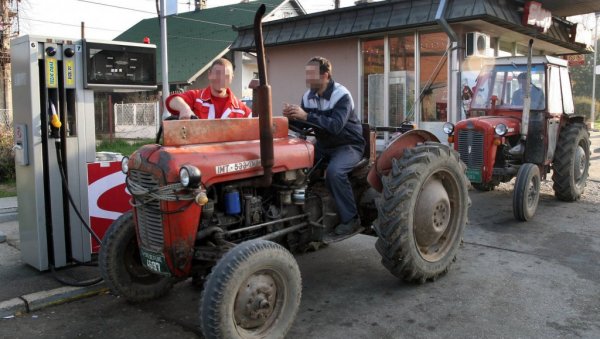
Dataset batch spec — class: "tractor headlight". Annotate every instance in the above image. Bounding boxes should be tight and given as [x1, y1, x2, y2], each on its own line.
[179, 165, 201, 188]
[495, 123, 508, 136]
[443, 122, 455, 135]
[121, 156, 129, 174]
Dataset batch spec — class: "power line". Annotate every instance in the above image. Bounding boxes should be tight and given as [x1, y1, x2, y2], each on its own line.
[171, 15, 232, 27]
[167, 34, 232, 43]
[76, 0, 156, 14]
[20, 16, 123, 32]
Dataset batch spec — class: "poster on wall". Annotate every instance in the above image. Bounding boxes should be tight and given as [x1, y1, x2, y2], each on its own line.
[87, 162, 131, 253]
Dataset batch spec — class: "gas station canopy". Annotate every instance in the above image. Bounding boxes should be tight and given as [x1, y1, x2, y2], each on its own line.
[538, 0, 600, 17]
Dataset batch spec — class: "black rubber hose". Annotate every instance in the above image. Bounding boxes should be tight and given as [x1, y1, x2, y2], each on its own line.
[52, 141, 103, 287]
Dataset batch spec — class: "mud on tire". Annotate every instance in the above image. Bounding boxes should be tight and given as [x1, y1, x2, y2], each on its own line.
[552, 122, 590, 201]
[99, 211, 174, 302]
[199, 239, 301, 339]
[373, 142, 470, 283]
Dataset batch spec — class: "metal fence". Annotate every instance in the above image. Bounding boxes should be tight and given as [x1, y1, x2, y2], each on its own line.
[114, 102, 160, 139]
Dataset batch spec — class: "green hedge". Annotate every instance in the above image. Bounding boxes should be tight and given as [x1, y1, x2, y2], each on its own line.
[574, 96, 600, 123]
[0, 123, 15, 182]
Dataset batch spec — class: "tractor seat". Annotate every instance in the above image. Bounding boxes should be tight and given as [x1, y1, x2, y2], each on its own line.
[352, 123, 372, 171]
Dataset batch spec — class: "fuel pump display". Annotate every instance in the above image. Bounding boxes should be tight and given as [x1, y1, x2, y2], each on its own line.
[84, 40, 156, 89]
[10, 35, 156, 271]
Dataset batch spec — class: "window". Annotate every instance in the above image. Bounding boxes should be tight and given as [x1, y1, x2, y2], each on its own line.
[389, 35, 415, 126]
[560, 67, 574, 114]
[548, 66, 562, 113]
[419, 32, 448, 122]
[471, 65, 545, 110]
[361, 38, 384, 124]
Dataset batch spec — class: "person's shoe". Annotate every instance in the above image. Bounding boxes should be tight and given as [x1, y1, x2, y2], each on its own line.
[334, 217, 361, 236]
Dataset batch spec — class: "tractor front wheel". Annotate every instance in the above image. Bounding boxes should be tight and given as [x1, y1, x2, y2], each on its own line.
[552, 123, 590, 201]
[99, 211, 174, 302]
[374, 142, 470, 283]
[513, 163, 541, 221]
[199, 239, 301, 339]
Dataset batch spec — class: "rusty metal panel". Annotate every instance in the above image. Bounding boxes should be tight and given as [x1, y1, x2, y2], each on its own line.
[163, 117, 289, 147]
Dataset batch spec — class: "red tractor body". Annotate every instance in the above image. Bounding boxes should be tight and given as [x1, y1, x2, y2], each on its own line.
[446, 55, 590, 220]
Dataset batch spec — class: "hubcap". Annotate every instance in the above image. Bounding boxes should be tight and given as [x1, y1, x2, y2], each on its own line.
[415, 177, 451, 249]
[574, 145, 586, 183]
[234, 272, 277, 330]
[527, 174, 540, 208]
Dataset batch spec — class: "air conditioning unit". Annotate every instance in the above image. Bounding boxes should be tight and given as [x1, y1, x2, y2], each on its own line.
[465, 32, 489, 57]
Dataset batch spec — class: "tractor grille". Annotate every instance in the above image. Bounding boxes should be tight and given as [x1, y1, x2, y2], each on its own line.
[457, 130, 484, 169]
[129, 170, 164, 251]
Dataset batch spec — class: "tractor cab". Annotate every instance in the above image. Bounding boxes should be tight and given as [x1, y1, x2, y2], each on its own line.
[444, 55, 589, 221]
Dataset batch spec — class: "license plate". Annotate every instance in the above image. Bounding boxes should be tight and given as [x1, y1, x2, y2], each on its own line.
[466, 168, 482, 183]
[140, 249, 171, 276]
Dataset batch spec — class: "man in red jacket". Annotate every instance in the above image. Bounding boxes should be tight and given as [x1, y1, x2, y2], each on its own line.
[165, 58, 252, 119]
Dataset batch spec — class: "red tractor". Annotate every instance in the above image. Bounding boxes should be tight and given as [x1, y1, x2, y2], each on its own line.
[99, 6, 470, 338]
[444, 51, 590, 221]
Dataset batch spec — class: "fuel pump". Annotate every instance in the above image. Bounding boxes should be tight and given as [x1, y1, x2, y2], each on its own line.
[10, 35, 156, 271]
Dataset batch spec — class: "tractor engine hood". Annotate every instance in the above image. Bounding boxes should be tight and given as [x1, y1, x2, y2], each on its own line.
[126, 118, 314, 188]
[456, 116, 521, 136]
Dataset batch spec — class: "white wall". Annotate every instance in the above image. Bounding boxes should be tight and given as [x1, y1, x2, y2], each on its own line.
[265, 38, 359, 117]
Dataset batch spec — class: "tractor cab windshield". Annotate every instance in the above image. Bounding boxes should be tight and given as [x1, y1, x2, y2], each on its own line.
[471, 64, 546, 111]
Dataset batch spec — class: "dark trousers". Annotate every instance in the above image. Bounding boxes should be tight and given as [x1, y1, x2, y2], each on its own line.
[316, 144, 363, 224]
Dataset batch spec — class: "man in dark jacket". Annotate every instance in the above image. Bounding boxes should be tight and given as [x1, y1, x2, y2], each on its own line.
[283, 56, 365, 237]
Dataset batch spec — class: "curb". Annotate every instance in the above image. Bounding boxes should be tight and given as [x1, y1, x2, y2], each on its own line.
[0, 282, 107, 318]
[0, 212, 17, 223]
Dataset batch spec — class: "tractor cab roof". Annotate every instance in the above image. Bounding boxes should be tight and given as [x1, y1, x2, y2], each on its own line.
[483, 55, 568, 68]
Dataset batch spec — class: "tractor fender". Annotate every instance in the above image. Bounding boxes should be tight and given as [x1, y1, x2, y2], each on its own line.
[367, 130, 439, 192]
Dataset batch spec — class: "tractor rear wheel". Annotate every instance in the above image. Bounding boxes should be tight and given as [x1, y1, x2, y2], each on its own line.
[513, 163, 540, 221]
[552, 123, 590, 201]
[374, 142, 469, 283]
[99, 211, 174, 302]
[199, 239, 301, 339]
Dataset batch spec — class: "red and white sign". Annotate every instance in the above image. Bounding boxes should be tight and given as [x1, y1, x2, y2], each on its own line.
[522, 1, 552, 33]
[87, 162, 131, 253]
[563, 54, 586, 67]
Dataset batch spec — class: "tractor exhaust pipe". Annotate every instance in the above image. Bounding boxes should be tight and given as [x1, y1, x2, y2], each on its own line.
[253, 4, 273, 187]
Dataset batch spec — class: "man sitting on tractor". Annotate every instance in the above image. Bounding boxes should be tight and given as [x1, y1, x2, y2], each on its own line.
[165, 58, 252, 119]
[511, 72, 545, 110]
[283, 56, 365, 237]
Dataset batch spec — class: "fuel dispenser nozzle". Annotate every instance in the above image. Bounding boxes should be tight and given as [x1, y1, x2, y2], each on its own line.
[49, 102, 62, 129]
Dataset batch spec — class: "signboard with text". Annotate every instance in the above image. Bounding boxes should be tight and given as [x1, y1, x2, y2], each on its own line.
[522, 1, 552, 33]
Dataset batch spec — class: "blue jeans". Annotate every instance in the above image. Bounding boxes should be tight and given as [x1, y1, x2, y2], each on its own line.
[316, 144, 363, 224]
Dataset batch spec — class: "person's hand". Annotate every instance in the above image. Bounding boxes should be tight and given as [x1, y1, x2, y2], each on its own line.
[178, 107, 194, 120]
[282, 103, 308, 121]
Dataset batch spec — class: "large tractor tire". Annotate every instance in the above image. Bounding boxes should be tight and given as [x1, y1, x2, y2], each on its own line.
[513, 163, 541, 221]
[99, 211, 174, 302]
[199, 239, 301, 339]
[374, 142, 469, 283]
[552, 122, 590, 201]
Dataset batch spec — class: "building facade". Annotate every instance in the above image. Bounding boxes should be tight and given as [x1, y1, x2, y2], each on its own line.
[232, 0, 596, 141]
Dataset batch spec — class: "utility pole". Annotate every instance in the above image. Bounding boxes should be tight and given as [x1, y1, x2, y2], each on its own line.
[592, 12, 598, 130]
[0, 0, 15, 124]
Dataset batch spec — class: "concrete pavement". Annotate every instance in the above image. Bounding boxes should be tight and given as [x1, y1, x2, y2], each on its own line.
[0, 129, 599, 331]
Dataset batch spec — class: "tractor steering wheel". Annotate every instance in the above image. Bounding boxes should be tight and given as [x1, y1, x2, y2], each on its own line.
[288, 119, 323, 137]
